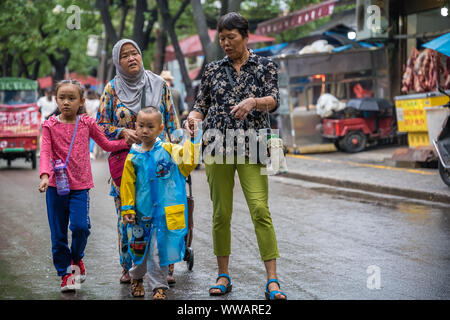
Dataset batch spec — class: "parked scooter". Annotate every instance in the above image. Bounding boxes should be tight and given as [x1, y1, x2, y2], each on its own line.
[432, 87, 450, 187]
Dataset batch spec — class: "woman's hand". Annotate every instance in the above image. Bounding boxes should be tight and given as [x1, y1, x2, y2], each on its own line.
[120, 128, 140, 145]
[39, 174, 49, 193]
[230, 98, 256, 121]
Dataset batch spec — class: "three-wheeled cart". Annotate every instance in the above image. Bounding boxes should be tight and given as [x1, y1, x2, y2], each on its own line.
[0, 77, 40, 169]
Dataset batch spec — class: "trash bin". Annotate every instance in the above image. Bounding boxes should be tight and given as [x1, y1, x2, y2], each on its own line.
[425, 106, 450, 144]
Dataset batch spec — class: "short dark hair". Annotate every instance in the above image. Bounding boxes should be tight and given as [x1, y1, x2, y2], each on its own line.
[138, 106, 162, 123]
[217, 12, 249, 38]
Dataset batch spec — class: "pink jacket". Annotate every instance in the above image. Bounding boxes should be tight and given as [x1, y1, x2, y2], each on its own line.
[40, 114, 129, 190]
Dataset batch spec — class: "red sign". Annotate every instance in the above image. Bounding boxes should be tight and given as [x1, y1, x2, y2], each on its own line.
[255, 0, 337, 35]
[0, 104, 41, 137]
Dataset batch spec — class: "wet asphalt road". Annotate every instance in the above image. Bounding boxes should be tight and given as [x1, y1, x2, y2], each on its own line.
[0, 157, 449, 300]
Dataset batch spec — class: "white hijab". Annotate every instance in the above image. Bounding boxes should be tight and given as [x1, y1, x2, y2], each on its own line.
[112, 39, 164, 114]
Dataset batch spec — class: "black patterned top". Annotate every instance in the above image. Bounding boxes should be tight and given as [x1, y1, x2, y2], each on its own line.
[192, 49, 280, 159]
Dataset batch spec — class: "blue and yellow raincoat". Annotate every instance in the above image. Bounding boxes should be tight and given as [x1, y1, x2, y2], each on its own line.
[120, 138, 199, 267]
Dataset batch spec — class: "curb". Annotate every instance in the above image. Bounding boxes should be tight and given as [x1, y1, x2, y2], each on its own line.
[283, 171, 450, 205]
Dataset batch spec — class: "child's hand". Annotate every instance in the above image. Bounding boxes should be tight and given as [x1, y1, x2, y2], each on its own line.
[39, 175, 49, 193]
[123, 214, 135, 224]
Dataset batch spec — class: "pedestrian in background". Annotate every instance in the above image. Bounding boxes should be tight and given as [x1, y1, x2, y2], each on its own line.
[37, 87, 57, 123]
[38, 79, 130, 292]
[37, 87, 58, 153]
[97, 39, 180, 285]
[184, 12, 287, 300]
[84, 89, 101, 159]
[160, 70, 188, 121]
[120, 107, 199, 299]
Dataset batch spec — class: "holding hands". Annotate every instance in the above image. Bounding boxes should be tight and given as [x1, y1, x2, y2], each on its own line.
[184, 112, 203, 138]
[120, 128, 140, 145]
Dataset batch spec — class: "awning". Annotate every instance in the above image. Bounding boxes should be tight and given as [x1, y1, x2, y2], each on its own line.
[165, 29, 275, 62]
[255, 0, 337, 35]
[38, 73, 100, 89]
[253, 43, 288, 56]
[37, 76, 52, 89]
[68, 72, 99, 87]
[0, 77, 38, 91]
[422, 32, 450, 57]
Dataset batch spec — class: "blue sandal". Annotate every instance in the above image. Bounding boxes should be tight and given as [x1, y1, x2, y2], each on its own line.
[209, 273, 232, 296]
[265, 279, 287, 300]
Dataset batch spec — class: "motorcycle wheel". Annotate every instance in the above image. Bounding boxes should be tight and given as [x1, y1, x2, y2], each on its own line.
[438, 161, 450, 187]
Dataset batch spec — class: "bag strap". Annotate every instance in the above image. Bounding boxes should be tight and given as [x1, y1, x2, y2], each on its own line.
[64, 115, 79, 167]
[224, 64, 270, 130]
[141, 85, 146, 109]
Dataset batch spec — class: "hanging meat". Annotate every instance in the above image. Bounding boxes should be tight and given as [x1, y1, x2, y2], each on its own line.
[401, 47, 447, 93]
[444, 57, 450, 89]
[401, 47, 419, 93]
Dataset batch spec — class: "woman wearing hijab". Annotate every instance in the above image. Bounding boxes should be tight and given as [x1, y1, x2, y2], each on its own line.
[97, 39, 180, 284]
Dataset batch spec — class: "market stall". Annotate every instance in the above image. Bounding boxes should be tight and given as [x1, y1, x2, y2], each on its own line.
[274, 46, 391, 151]
[393, 33, 450, 163]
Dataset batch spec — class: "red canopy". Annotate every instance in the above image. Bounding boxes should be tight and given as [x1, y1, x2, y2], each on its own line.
[255, 0, 337, 35]
[37, 76, 52, 89]
[165, 29, 275, 62]
[38, 73, 101, 89]
[68, 72, 99, 87]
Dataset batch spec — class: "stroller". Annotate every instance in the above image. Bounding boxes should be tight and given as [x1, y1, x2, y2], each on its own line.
[183, 174, 195, 270]
[167, 126, 196, 271]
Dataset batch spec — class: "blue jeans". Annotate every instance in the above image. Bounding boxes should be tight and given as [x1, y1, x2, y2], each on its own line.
[46, 187, 91, 276]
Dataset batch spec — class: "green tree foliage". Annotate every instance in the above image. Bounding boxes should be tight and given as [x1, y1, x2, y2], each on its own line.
[1, 0, 101, 80]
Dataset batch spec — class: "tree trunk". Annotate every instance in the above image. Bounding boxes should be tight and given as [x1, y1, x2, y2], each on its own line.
[48, 49, 70, 81]
[17, 56, 30, 78]
[157, 0, 195, 107]
[153, 25, 167, 74]
[96, 0, 119, 46]
[31, 60, 40, 80]
[190, 0, 216, 64]
[2, 53, 13, 77]
[132, 0, 147, 50]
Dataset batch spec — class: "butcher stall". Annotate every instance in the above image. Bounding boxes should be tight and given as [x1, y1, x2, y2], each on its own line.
[274, 46, 391, 152]
[393, 34, 450, 164]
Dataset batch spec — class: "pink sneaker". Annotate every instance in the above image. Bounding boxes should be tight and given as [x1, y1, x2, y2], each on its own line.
[72, 259, 86, 283]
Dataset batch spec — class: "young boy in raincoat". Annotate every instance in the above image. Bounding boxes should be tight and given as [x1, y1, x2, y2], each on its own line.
[120, 106, 200, 299]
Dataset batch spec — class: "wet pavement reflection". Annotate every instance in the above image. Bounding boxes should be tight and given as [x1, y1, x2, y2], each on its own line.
[0, 159, 449, 299]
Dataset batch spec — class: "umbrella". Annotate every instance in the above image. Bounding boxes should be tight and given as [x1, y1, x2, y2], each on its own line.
[346, 98, 392, 111]
[422, 33, 450, 57]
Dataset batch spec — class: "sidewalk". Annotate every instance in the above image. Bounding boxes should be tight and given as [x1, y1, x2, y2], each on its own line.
[282, 146, 450, 204]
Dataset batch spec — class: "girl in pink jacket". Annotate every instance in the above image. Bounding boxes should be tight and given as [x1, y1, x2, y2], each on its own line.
[39, 79, 130, 293]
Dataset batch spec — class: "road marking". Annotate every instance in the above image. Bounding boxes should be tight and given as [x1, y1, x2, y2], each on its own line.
[287, 154, 436, 176]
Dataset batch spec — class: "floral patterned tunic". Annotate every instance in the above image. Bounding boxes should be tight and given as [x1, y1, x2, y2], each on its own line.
[192, 49, 280, 158]
[97, 78, 180, 142]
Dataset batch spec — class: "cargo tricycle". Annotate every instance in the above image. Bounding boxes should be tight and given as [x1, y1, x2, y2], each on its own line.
[0, 77, 40, 169]
[322, 97, 398, 153]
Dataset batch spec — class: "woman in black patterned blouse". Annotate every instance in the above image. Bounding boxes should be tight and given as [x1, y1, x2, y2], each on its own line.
[184, 12, 286, 300]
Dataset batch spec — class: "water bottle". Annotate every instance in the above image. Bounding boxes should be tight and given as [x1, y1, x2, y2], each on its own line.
[54, 159, 70, 196]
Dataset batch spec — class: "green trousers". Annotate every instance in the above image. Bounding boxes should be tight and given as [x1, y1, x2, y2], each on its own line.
[205, 158, 280, 261]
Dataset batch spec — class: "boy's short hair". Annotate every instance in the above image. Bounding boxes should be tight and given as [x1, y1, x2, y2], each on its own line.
[138, 106, 162, 123]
